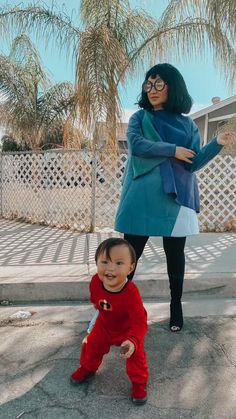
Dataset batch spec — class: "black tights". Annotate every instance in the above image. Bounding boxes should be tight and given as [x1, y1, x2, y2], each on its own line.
[124, 234, 186, 327]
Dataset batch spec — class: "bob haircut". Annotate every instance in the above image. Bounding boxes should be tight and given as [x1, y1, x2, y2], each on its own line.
[95, 238, 136, 265]
[137, 63, 193, 114]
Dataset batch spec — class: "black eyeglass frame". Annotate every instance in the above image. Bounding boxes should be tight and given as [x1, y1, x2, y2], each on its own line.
[142, 79, 167, 93]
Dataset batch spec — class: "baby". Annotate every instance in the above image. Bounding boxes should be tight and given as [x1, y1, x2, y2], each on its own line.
[70, 237, 148, 405]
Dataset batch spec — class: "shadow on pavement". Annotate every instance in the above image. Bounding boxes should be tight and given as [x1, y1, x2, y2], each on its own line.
[0, 317, 235, 419]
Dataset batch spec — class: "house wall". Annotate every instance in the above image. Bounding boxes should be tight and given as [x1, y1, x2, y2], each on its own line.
[208, 122, 218, 139]
[193, 116, 205, 144]
[209, 102, 236, 119]
[193, 101, 236, 143]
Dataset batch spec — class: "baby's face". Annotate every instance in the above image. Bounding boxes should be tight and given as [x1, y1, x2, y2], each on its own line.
[96, 245, 135, 291]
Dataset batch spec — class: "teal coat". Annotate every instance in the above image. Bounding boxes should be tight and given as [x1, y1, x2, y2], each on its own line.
[115, 110, 223, 237]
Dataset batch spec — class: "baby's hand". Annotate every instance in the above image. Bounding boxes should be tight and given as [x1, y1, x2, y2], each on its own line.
[120, 340, 135, 359]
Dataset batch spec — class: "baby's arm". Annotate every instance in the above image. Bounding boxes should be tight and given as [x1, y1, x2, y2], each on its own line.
[120, 285, 148, 359]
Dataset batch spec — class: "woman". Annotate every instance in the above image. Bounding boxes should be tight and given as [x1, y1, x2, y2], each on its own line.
[115, 63, 236, 332]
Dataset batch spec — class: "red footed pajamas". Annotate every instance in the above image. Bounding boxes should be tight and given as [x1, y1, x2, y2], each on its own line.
[80, 274, 148, 386]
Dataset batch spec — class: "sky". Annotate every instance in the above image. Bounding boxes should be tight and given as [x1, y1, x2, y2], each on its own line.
[0, 0, 234, 125]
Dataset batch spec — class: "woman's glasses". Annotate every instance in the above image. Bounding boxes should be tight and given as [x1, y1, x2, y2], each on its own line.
[142, 79, 167, 93]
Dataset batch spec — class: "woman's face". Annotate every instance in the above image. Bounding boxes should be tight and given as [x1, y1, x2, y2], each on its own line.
[145, 75, 168, 110]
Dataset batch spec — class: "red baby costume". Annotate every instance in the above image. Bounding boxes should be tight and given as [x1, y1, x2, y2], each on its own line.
[79, 273, 148, 386]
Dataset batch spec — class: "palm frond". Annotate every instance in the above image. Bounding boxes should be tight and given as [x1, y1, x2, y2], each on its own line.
[158, 0, 236, 84]
[162, 0, 236, 40]
[0, 4, 81, 60]
[38, 82, 76, 131]
[206, 0, 236, 39]
[125, 16, 236, 88]
[80, 0, 130, 28]
[116, 10, 157, 76]
[76, 25, 128, 129]
[0, 55, 35, 121]
[9, 33, 51, 88]
[160, 0, 202, 24]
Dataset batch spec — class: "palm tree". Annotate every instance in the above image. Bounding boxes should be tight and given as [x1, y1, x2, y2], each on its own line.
[0, 0, 235, 150]
[0, 34, 76, 149]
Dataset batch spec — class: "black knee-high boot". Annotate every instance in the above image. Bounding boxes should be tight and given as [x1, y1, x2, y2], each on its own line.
[163, 236, 186, 330]
[124, 234, 149, 280]
[169, 276, 184, 329]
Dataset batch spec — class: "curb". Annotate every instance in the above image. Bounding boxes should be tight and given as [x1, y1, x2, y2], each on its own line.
[1, 275, 236, 302]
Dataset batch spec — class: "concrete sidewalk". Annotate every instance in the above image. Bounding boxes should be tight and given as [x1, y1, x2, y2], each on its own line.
[0, 219, 236, 418]
[0, 218, 236, 302]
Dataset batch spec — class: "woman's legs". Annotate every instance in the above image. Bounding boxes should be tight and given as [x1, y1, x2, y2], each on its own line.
[163, 236, 186, 331]
[124, 234, 186, 330]
[124, 234, 149, 280]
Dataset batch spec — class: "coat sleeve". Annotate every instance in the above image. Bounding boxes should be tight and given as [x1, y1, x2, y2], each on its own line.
[125, 284, 148, 349]
[127, 112, 176, 158]
[185, 120, 223, 172]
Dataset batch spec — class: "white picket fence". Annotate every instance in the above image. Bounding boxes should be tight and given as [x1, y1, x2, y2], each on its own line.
[0, 150, 235, 232]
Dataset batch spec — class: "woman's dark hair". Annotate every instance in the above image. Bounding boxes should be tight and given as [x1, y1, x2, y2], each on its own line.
[137, 63, 193, 114]
[95, 238, 136, 265]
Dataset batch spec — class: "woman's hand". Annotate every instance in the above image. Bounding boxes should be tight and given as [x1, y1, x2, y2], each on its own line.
[120, 340, 135, 359]
[216, 131, 236, 146]
[175, 146, 196, 163]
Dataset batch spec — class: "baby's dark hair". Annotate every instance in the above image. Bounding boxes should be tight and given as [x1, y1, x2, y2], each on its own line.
[95, 238, 136, 264]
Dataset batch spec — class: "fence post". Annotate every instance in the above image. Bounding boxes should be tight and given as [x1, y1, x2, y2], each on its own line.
[90, 151, 97, 232]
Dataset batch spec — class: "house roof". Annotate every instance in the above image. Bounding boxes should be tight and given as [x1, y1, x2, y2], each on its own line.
[190, 95, 236, 120]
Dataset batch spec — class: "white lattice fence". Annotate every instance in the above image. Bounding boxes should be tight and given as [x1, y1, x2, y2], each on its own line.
[0, 150, 235, 232]
[1, 151, 94, 232]
[198, 155, 236, 231]
[95, 153, 127, 228]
